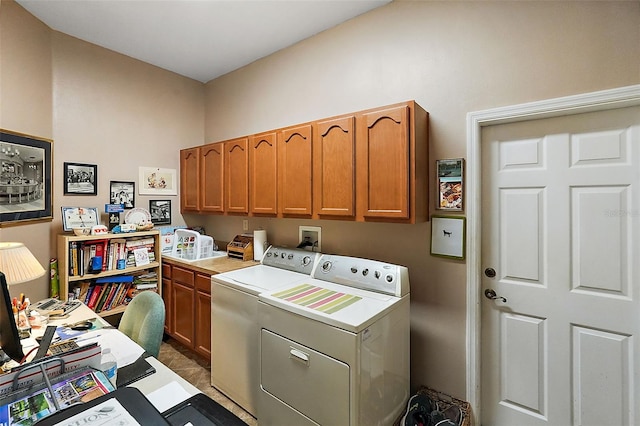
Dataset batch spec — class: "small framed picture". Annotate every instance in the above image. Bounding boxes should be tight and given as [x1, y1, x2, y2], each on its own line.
[431, 215, 466, 260]
[436, 158, 464, 211]
[149, 200, 171, 225]
[139, 167, 178, 195]
[109, 181, 135, 209]
[64, 162, 97, 195]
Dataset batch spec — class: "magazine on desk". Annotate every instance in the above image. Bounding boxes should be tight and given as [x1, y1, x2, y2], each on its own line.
[0, 367, 114, 425]
[0, 344, 102, 398]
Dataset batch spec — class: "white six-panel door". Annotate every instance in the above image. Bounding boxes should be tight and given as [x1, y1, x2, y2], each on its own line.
[480, 106, 640, 425]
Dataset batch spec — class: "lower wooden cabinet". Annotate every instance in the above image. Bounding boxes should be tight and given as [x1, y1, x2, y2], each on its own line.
[162, 261, 212, 360]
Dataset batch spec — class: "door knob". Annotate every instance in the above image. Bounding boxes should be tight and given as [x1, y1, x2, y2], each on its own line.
[484, 289, 506, 302]
[484, 268, 496, 278]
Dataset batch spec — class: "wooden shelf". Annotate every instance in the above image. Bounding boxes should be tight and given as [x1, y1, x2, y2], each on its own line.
[57, 230, 162, 318]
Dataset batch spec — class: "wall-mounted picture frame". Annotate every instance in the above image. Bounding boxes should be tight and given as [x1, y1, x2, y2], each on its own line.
[63, 162, 97, 195]
[139, 167, 177, 195]
[436, 158, 464, 211]
[109, 181, 135, 209]
[149, 200, 171, 225]
[0, 129, 53, 227]
[431, 215, 466, 260]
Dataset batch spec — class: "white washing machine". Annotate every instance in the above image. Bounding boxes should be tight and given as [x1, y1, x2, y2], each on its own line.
[210, 246, 320, 416]
[258, 254, 410, 426]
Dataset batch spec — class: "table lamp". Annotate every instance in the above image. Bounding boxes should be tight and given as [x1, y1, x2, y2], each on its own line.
[0, 242, 46, 284]
[0, 242, 45, 364]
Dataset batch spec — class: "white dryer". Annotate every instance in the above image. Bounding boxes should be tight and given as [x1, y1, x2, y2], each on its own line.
[258, 254, 410, 426]
[210, 246, 320, 416]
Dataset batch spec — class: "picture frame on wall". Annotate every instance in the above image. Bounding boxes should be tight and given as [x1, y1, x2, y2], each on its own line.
[431, 215, 466, 260]
[139, 167, 178, 195]
[109, 181, 135, 209]
[0, 129, 53, 227]
[63, 162, 97, 195]
[436, 158, 464, 211]
[149, 200, 171, 225]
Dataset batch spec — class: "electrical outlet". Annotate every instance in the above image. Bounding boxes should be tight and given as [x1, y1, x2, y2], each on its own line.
[299, 226, 321, 252]
[243, 219, 249, 231]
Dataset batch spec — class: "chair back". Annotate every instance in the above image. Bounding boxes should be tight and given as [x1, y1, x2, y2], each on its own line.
[118, 290, 165, 357]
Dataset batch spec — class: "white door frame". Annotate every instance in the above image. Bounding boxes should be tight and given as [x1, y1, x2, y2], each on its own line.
[465, 84, 640, 425]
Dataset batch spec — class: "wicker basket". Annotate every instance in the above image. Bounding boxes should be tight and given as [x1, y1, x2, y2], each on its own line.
[395, 386, 472, 426]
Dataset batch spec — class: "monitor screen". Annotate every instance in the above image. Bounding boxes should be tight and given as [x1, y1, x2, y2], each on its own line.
[0, 271, 25, 363]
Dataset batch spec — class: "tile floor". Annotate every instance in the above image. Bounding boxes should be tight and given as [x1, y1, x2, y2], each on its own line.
[157, 337, 257, 426]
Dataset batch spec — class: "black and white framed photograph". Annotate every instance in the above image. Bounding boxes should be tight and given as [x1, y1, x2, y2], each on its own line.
[149, 199, 171, 225]
[109, 181, 135, 209]
[0, 129, 53, 226]
[64, 162, 97, 196]
[431, 215, 466, 260]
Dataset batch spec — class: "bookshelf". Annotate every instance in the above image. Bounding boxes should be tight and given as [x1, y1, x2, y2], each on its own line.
[57, 230, 161, 318]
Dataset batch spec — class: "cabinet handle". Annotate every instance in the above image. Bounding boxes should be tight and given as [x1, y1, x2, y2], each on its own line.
[289, 347, 310, 367]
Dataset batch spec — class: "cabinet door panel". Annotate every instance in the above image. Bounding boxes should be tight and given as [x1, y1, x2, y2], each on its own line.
[314, 116, 355, 217]
[358, 105, 410, 219]
[279, 124, 313, 216]
[180, 148, 200, 212]
[162, 277, 172, 334]
[200, 143, 224, 213]
[225, 137, 249, 213]
[250, 132, 278, 215]
[195, 290, 211, 359]
[172, 281, 194, 347]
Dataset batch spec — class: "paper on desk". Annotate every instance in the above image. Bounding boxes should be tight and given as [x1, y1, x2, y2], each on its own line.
[145, 381, 193, 413]
[77, 328, 144, 367]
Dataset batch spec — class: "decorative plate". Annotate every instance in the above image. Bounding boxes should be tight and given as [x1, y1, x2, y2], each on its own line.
[124, 207, 152, 225]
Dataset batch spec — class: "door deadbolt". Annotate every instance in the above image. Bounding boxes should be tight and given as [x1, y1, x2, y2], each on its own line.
[484, 289, 507, 303]
[484, 268, 496, 278]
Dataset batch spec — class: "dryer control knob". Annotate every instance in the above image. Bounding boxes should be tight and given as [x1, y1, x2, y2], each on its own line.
[385, 274, 394, 283]
[322, 261, 332, 272]
[375, 271, 381, 279]
[302, 256, 312, 266]
[351, 267, 358, 274]
[362, 268, 369, 276]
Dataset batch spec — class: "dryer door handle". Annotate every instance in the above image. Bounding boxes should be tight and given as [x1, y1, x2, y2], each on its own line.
[289, 347, 310, 367]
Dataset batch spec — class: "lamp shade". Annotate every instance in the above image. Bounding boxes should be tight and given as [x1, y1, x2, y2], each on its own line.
[0, 242, 46, 284]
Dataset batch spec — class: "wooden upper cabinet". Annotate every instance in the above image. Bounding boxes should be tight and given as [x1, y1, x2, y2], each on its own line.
[250, 131, 278, 215]
[200, 142, 224, 213]
[313, 115, 355, 218]
[180, 147, 200, 212]
[356, 101, 429, 223]
[278, 124, 313, 217]
[224, 137, 249, 214]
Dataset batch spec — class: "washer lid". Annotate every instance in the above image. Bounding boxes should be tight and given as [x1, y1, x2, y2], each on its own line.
[212, 264, 311, 295]
[259, 278, 407, 333]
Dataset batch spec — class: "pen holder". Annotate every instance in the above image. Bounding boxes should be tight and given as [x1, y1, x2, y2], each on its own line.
[15, 309, 31, 338]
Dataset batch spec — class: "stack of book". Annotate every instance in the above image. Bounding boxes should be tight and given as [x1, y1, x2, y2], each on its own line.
[75, 271, 159, 313]
[68, 237, 156, 277]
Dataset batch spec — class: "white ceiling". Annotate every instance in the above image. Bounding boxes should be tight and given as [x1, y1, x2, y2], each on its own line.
[16, 0, 391, 83]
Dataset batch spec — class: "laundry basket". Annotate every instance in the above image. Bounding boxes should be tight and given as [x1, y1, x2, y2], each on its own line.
[171, 229, 214, 261]
[395, 386, 472, 426]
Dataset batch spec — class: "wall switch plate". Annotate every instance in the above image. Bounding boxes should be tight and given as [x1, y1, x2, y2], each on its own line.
[243, 219, 249, 231]
[298, 225, 321, 252]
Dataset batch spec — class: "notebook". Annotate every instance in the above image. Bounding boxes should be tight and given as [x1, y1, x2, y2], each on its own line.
[116, 355, 156, 387]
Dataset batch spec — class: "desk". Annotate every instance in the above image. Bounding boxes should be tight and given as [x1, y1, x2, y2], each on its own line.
[26, 303, 199, 412]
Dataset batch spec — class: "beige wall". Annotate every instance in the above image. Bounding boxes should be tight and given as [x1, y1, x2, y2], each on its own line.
[0, 0, 52, 300]
[1, 0, 204, 302]
[199, 0, 640, 398]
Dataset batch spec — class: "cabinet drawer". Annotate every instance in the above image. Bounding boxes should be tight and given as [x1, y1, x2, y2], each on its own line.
[195, 272, 211, 294]
[173, 266, 195, 287]
[162, 263, 172, 279]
